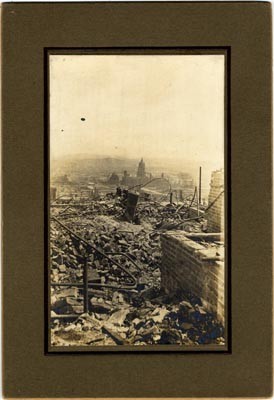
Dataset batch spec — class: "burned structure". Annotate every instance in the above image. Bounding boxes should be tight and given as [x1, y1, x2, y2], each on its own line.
[207, 169, 224, 233]
[136, 158, 146, 180]
[161, 232, 224, 323]
[50, 167, 225, 347]
[108, 158, 151, 188]
[160, 169, 225, 323]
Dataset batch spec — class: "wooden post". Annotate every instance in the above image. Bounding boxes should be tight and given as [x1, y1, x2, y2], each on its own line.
[196, 186, 199, 217]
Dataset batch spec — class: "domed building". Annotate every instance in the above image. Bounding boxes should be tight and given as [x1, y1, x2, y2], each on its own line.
[108, 172, 119, 185]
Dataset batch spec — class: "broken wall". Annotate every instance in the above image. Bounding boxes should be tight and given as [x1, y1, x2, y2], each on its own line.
[206, 169, 224, 233]
[160, 231, 225, 323]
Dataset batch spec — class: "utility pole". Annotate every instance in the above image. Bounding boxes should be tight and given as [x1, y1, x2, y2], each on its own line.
[196, 185, 199, 216]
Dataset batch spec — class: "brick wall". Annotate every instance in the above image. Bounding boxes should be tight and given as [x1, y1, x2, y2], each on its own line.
[207, 169, 224, 233]
[160, 231, 225, 323]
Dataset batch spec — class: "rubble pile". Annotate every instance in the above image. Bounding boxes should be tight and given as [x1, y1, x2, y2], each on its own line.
[51, 212, 161, 288]
[50, 197, 225, 347]
[52, 197, 204, 232]
[51, 293, 225, 347]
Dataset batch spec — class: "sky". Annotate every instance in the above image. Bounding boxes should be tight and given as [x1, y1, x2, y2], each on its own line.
[50, 54, 224, 173]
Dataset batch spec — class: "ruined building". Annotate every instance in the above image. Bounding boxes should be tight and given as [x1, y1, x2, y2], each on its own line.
[207, 169, 224, 233]
[137, 158, 146, 179]
[108, 172, 120, 185]
[118, 159, 150, 188]
[120, 170, 136, 187]
[160, 231, 224, 323]
[160, 169, 225, 323]
[50, 167, 226, 346]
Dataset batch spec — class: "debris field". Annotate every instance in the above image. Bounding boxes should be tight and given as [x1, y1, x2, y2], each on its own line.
[50, 196, 225, 347]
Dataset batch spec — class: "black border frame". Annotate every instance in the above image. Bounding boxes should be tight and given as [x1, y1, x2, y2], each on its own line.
[44, 46, 231, 354]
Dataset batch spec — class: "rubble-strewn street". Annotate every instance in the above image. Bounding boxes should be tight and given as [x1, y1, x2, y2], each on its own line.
[50, 195, 225, 347]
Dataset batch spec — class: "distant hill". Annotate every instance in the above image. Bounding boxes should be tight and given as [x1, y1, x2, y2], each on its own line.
[51, 156, 139, 177]
[50, 153, 221, 195]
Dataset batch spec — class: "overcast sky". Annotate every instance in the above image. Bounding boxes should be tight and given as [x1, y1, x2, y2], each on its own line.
[50, 54, 224, 171]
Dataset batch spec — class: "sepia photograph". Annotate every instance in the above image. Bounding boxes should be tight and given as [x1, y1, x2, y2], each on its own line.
[49, 53, 226, 349]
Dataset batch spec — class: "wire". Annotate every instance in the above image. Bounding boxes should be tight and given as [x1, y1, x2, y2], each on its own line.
[128, 177, 172, 192]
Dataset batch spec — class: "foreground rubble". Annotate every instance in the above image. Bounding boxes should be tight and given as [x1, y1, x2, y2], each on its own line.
[51, 295, 225, 346]
[50, 197, 225, 347]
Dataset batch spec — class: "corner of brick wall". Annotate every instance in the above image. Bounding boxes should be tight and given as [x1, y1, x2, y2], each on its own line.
[160, 231, 225, 324]
[207, 169, 224, 233]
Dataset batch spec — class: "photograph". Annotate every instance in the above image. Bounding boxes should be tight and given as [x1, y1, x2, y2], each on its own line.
[49, 53, 226, 349]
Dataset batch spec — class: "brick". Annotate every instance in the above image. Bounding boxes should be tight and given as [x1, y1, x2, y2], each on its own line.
[160, 230, 225, 323]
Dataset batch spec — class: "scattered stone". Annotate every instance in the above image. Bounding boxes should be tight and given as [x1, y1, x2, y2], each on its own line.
[58, 264, 67, 272]
[50, 196, 225, 347]
[108, 309, 129, 326]
[88, 269, 101, 283]
[90, 297, 112, 313]
[102, 325, 129, 345]
[151, 307, 169, 323]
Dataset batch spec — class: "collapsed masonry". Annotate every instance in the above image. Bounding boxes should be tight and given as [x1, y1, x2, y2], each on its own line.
[50, 168, 226, 346]
[160, 231, 224, 323]
[160, 169, 225, 323]
[50, 208, 225, 346]
[207, 169, 224, 233]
